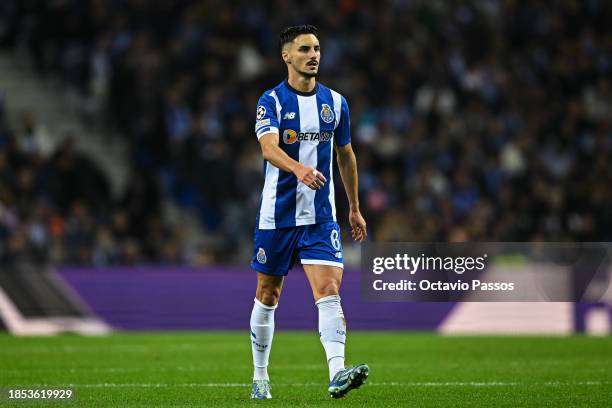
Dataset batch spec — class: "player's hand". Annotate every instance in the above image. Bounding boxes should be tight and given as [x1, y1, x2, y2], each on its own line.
[349, 209, 367, 242]
[294, 164, 326, 190]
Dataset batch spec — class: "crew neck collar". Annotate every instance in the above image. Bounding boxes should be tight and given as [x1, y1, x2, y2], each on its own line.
[284, 79, 318, 96]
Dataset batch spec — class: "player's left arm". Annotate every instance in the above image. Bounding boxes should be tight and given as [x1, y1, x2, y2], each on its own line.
[334, 96, 366, 242]
[335, 143, 366, 242]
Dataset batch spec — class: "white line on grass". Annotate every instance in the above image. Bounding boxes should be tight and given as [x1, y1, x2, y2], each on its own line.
[6, 364, 609, 375]
[0, 344, 208, 353]
[23, 381, 606, 388]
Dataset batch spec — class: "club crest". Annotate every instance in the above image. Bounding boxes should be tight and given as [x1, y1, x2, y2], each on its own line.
[257, 248, 267, 264]
[320, 104, 334, 124]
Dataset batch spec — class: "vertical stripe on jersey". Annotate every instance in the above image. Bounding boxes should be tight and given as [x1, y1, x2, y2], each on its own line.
[258, 90, 282, 229]
[295, 95, 319, 225]
[329, 90, 343, 221]
[269, 90, 282, 122]
[273, 91, 299, 227]
[314, 87, 335, 223]
[258, 161, 279, 228]
[330, 90, 342, 129]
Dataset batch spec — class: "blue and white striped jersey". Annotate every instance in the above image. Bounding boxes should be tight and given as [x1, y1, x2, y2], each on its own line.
[254, 80, 351, 230]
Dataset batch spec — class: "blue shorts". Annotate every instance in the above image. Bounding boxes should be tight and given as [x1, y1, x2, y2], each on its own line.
[251, 221, 344, 276]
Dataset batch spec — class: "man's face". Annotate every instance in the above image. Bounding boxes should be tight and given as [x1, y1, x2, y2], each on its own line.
[282, 34, 320, 78]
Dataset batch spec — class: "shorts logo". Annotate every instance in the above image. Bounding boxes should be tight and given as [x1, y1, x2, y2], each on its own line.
[283, 129, 298, 144]
[335, 251, 342, 259]
[283, 112, 296, 120]
[256, 105, 266, 120]
[257, 248, 267, 264]
[320, 104, 334, 124]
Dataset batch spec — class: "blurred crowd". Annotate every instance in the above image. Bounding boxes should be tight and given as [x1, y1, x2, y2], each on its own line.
[0, 105, 187, 266]
[1, 0, 611, 266]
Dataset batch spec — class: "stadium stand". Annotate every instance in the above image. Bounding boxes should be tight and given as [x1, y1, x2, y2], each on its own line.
[0, 0, 611, 266]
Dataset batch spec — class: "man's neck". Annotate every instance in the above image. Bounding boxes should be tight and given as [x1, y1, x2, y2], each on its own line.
[287, 73, 316, 93]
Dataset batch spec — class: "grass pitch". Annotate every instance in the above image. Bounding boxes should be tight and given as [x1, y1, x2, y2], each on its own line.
[1, 332, 611, 407]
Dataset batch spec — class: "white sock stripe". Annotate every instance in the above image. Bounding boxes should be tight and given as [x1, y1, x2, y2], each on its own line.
[254, 298, 278, 310]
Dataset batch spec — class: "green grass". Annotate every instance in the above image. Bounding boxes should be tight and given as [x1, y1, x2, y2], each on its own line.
[1, 332, 611, 407]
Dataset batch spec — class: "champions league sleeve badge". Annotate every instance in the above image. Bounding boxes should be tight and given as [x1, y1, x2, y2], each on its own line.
[320, 104, 334, 124]
[256, 105, 266, 120]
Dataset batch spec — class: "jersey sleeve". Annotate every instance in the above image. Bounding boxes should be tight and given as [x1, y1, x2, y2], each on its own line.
[254, 93, 280, 140]
[335, 96, 351, 146]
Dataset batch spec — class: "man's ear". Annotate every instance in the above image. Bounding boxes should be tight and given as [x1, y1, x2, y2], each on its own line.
[281, 50, 290, 64]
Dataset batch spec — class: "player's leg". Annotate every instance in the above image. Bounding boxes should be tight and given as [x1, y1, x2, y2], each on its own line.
[303, 263, 343, 301]
[300, 221, 347, 380]
[300, 221, 369, 398]
[249, 226, 299, 399]
[303, 263, 346, 379]
[250, 272, 283, 384]
[255, 271, 284, 306]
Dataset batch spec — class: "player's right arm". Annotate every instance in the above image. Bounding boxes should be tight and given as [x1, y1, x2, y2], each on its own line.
[255, 93, 325, 190]
[259, 133, 325, 189]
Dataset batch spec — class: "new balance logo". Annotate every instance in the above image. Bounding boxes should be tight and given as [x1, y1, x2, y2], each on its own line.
[283, 112, 296, 120]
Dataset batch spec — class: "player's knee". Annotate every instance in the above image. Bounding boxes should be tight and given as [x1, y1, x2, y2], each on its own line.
[259, 293, 279, 306]
[257, 286, 281, 306]
[317, 281, 340, 298]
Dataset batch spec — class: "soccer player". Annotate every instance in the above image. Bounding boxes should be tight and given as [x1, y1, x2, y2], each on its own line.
[249, 25, 369, 399]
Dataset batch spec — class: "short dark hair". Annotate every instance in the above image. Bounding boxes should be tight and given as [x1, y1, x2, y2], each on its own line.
[279, 25, 319, 49]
